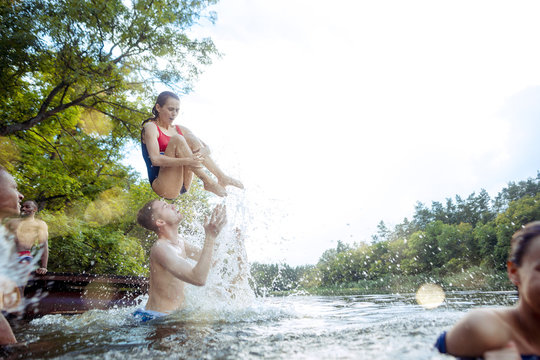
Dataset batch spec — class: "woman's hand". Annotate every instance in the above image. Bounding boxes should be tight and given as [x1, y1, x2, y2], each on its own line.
[186, 153, 204, 168]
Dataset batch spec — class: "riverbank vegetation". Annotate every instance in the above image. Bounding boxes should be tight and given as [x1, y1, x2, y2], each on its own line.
[250, 173, 540, 295]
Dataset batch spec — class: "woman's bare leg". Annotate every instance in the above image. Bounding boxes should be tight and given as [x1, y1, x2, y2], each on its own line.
[182, 167, 194, 193]
[151, 138, 185, 199]
[184, 133, 244, 190]
[153, 135, 226, 198]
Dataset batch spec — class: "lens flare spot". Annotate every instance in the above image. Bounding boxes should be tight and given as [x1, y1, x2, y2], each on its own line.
[84, 187, 127, 226]
[415, 283, 445, 309]
[0, 137, 21, 169]
[0, 275, 21, 311]
[79, 110, 112, 136]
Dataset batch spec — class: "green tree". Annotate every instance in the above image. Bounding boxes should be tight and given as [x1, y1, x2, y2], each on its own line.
[473, 221, 498, 268]
[493, 193, 540, 269]
[41, 179, 210, 275]
[493, 173, 540, 213]
[0, 0, 218, 275]
[0, 0, 219, 210]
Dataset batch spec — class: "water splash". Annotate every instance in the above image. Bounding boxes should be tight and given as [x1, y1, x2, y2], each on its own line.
[0, 225, 43, 313]
[28, 190, 295, 334]
[183, 190, 258, 314]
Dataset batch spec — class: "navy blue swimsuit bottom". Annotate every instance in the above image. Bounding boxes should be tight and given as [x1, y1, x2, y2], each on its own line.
[141, 143, 186, 194]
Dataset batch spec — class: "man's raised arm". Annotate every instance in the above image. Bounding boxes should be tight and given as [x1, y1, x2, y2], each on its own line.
[153, 204, 227, 286]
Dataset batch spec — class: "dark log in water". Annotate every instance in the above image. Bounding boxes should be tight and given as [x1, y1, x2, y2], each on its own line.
[22, 272, 148, 319]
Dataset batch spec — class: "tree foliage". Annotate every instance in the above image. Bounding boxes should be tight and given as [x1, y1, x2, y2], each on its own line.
[0, 0, 218, 275]
[0, 0, 219, 208]
[250, 174, 540, 293]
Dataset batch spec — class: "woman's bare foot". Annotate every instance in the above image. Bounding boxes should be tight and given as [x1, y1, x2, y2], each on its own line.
[204, 181, 227, 197]
[219, 176, 244, 190]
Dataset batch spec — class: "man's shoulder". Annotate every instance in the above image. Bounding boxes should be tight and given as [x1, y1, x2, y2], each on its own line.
[150, 240, 172, 258]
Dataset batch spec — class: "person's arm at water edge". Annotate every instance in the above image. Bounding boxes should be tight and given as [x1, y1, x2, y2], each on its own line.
[445, 308, 513, 358]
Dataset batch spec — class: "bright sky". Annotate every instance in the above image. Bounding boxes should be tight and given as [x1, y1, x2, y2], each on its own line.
[127, 0, 540, 266]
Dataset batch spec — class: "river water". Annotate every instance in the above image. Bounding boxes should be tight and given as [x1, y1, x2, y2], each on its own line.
[4, 290, 517, 359]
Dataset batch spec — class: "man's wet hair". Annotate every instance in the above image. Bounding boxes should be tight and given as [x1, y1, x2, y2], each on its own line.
[509, 221, 540, 266]
[137, 199, 160, 232]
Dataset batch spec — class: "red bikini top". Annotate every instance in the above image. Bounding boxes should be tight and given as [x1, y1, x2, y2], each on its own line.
[155, 122, 183, 152]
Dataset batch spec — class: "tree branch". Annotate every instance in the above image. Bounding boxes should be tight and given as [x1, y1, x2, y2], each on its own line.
[0, 86, 115, 136]
[29, 129, 71, 173]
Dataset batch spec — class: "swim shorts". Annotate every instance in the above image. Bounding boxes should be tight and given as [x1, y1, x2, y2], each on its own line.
[133, 308, 168, 323]
[17, 250, 33, 264]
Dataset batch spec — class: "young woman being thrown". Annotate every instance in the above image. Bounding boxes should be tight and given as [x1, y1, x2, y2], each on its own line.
[141, 91, 243, 199]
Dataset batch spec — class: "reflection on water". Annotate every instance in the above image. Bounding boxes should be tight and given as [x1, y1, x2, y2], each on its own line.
[3, 291, 517, 359]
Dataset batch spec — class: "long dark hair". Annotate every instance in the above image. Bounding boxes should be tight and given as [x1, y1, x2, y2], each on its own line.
[509, 221, 540, 266]
[141, 91, 180, 141]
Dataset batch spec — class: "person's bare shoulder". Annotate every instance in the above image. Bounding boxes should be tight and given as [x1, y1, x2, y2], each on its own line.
[150, 240, 177, 265]
[143, 121, 159, 138]
[446, 308, 512, 357]
[36, 218, 48, 228]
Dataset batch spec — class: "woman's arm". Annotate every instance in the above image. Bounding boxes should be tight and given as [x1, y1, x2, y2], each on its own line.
[143, 122, 201, 167]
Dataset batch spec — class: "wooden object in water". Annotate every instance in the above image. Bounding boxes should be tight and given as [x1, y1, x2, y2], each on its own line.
[22, 272, 148, 319]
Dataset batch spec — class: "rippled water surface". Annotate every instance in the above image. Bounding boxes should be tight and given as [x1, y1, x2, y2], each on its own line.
[3, 290, 517, 359]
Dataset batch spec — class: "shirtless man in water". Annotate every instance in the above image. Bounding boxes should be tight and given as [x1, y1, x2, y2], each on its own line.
[0, 166, 24, 344]
[134, 200, 227, 321]
[6, 200, 48, 274]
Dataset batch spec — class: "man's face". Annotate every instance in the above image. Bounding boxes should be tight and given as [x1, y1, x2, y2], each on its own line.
[0, 171, 23, 217]
[152, 200, 183, 227]
[21, 201, 37, 216]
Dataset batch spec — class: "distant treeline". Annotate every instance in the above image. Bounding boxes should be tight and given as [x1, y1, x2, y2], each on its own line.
[250, 173, 540, 295]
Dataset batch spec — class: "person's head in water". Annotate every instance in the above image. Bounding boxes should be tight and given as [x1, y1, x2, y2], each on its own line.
[21, 200, 38, 217]
[507, 221, 540, 308]
[137, 199, 184, 233]
[0, 166, 24, 219]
